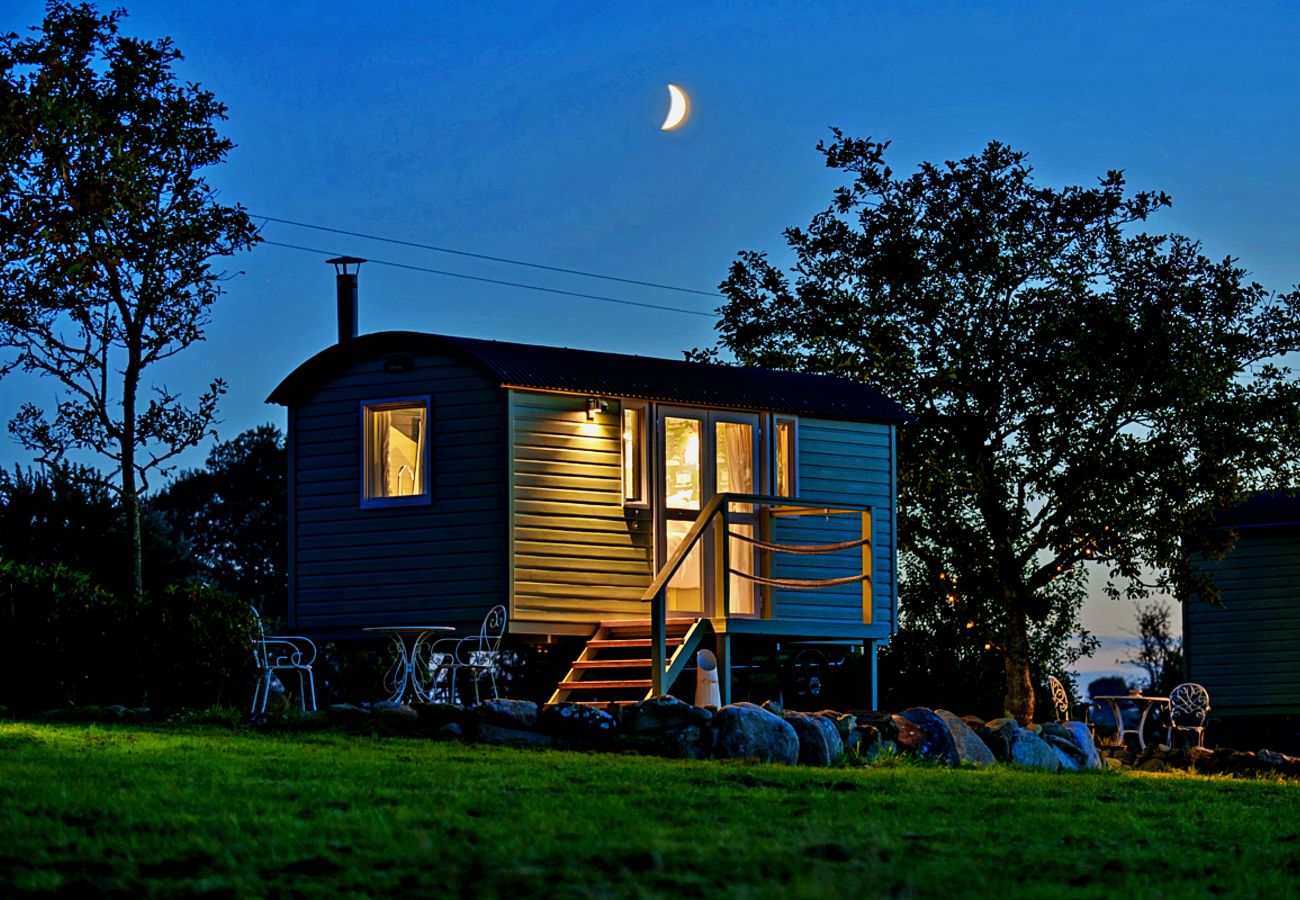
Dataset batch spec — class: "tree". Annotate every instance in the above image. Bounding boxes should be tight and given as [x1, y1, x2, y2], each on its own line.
[1121, 599, 1184, 695]
[151, 424, 287, 619]
[705, 132, 1300, 722]
[0, 3, 259, 600]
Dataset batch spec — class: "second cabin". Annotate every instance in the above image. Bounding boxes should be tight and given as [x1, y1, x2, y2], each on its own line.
[269, 269, 909, 706]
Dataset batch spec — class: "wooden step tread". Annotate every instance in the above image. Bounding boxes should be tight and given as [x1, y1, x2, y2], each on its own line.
[599, 618, 695, 629]
[572, 659, 651, 669]
[587, 638, 683, 649]
[559, 679, 653, 690]
[547, 699, 642, 707]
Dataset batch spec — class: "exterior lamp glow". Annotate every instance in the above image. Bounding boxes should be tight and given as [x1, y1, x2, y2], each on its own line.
[586, 397, 608, 421]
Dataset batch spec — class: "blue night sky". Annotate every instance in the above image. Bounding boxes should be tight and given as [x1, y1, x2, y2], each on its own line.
[5, 1, 1300, 667]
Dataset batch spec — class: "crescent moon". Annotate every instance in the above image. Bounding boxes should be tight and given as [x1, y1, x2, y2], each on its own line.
[660, 83, 689, 131]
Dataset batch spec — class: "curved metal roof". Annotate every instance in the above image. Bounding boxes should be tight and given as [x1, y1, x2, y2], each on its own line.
[268, 331, 910, 423]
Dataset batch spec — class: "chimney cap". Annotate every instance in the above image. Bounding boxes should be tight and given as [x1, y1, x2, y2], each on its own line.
[327, 256, 366, 274]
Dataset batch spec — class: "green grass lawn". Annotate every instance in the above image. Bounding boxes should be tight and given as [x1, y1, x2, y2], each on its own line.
[1, 721, 1297, 898]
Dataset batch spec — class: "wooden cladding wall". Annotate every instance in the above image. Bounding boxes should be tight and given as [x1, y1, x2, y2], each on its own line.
[290, 350, 507, 635]
[1186, 528, 1300, 716]
[770, 418, 895, 635]
[509, 391, 653, 624]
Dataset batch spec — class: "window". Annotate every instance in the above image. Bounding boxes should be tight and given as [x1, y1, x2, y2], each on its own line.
[361, 398, 430, 506]
[775, 417, 797, 497]
[621, 401, 648, 505]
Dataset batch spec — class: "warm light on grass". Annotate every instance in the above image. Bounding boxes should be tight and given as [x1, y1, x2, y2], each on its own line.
[0, 721, 1296, 895]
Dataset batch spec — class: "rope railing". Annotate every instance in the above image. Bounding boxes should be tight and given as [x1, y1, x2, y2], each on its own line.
[727, 569, 872, 589]
[726, 530, 870, 555]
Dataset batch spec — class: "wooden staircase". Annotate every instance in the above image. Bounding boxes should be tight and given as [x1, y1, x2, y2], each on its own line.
[547, 618, 704, 706]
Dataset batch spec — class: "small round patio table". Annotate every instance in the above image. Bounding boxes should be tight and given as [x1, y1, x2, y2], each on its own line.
[362, 625, 455, 705]
[1094, 693, 1169, 750]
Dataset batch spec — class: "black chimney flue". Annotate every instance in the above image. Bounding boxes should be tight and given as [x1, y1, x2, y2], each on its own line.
[327, 256, 366, 342]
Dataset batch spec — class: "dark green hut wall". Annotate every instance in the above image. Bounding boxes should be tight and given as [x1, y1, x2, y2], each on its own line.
[289, 350, 507, 635]
[1186, 527, 1300, 716]
[774, 417, 895, 634]
[509, 392, 654, 624]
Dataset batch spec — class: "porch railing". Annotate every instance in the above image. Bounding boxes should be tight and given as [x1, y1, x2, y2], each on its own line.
[641, 493, 873, 695]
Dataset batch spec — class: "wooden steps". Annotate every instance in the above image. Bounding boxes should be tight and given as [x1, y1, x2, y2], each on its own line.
[546, 618, 697, 706]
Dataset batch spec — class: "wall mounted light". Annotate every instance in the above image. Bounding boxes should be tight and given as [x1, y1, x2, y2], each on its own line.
[587, 397, 609, 421]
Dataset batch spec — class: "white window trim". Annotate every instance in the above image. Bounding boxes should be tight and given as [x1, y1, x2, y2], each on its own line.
[773, 415, 799, 498]
[620, 399, 650, 508]
[359, 396, 433, 509]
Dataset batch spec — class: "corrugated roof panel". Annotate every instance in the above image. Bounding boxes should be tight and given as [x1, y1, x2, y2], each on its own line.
[269, 331, 910, 423]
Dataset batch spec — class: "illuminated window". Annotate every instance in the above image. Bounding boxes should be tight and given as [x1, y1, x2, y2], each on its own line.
[361, 399, 430, 506]
[775, 418, 797, 497]
[621, 401, 648, 505]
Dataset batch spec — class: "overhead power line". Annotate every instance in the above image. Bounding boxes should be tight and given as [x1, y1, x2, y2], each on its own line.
[261, 240, 719, 319]
[255, 214, 721, 299]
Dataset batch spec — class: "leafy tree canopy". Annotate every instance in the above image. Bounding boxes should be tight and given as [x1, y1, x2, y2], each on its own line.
[151, 424, 287, 619]
[0, 2, 259, 598]
[706, 132, 1300, 721]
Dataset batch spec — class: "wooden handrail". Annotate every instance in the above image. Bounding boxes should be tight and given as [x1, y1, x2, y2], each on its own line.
[643, 493, 873, 695]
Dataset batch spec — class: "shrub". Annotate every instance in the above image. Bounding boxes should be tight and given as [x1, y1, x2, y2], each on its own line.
[0, 559, 256, 711]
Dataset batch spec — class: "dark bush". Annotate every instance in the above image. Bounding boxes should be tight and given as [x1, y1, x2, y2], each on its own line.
[136, 584, 256, 710]
[0, 559, 255, 711]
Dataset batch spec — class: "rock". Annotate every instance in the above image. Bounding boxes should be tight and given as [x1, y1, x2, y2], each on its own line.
[936, 709, 995, 766]
[961, 714, 985, 732]
[436, 722, 463, 739]
[784, 711, 844, 766]
[761, 699, 784, 717]
[375, 702, 419, 724]
[891, 715, 925, 754]
[540, 703, 619, 743]
[1008, 729, 1060, 770]
[1062, 721, 1102, 769]
[472, 722, 554, 748]
[898, 708, 959, 766]
[1259, 748, 1298, 767]
[473, 699, 539, 730]
[410, 702, 465, 730]
[1045, 737, 1082, 771]
[976, 717, 1022, 762]
[326, 703, 371, 725]
[615, 724, 713, 760]
[713, 702, 799, 765]
[815, 710, 857, 741]
[623, 695, 712, 733]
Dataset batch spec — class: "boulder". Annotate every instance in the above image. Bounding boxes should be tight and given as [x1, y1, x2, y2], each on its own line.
[623, 695, 712, 733]
[936, 709, 995, 766]
[473, 699, 539, 730]
[961, 714, 985, 732]
[1040, 721, 1101, 769]
[1044, 737, 1082, 771]
[326, 703, 371, 726]
[815, 710, 858, 742]
[1062, 721, 1102, 769]
[374, 702, 420, 725]
[783, 711, 844, 766]
[540, 703, 619, 743]
[472, 722, 554, 748]
[977, 717, 1022, 761]
[1008, 729, 1061, 770]
[898, 707, 959, 766]
[714, 702, 799, 765]
[410, 701, 465, 731]
[891, 715, 925, 754]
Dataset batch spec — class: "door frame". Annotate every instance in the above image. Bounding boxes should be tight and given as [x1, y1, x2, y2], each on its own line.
[653, 405, 763, 619]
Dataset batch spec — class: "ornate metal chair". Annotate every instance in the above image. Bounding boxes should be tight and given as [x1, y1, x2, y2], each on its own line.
[251, 606, 317, 714]
[1047, 674, 1095, 738]
[429, 605, 507, 704]
[1165, 682, 1211, 748]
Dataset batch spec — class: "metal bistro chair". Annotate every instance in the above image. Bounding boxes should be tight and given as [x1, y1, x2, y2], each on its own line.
[251, 606, 318, 714]
[1047, 674, 1095, 739]
[430, 605, 507, 704]
[1165, 682, 1211, 748]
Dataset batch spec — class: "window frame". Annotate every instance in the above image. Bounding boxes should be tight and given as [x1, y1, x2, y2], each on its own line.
[620, 399, 650, 509]
[359, 395, 433, 509]
[772, 415, 799, 498]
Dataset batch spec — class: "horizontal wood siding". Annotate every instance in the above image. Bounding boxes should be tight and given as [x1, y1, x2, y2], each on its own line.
[1186, 528, 1300, 716]
[510, 392, 653, 624]
[770, 418, 895, 635]
[290, 349, 506, 635]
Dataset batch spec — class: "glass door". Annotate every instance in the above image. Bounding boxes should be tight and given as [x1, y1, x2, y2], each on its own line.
[656, 408, 762, 618]
[661, 411, 705, 615]
[714, 415, 760, 617]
